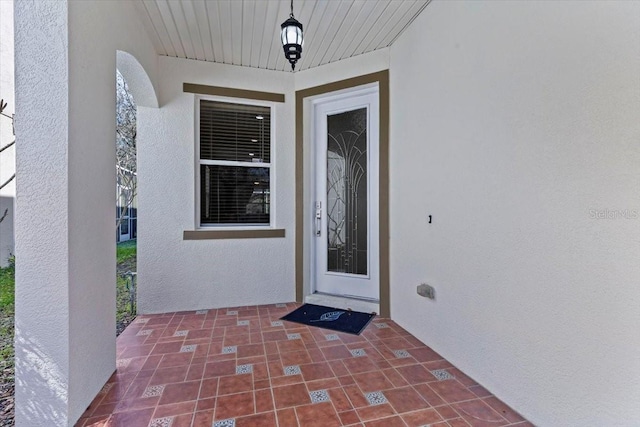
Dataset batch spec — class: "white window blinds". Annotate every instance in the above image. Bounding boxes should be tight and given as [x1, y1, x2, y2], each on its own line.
[199, 100, 272, 226]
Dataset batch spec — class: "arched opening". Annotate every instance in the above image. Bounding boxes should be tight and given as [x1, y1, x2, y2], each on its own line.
[116, 51, 158, 109]
[114, 51, 157, 334]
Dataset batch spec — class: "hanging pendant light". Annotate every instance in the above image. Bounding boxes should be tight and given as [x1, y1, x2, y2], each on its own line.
[281, 0, 303, 71]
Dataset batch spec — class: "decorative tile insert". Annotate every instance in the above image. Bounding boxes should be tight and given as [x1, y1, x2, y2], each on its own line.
[325, 334, 339, 341]
[236, 364, 253, 374]
[393, 349, 410, 359]
[309, 389, 330, 404]
[173, 330, 188, 337]
[149, 416, 173, 427]
[142, 385, 165, 398]
[350, 349, 367, 357]
[213, 419, 236, 427]
[270, 321, 283, 327]
[287, 333, 301, 340]
[180, 345, 196, 353]
[222, 346, 237, 354]
[136, 329, 153, 336]
[284, 365, 301, 376]
[374, 322, 389, 329]
[116, 358, 132, 368]
[275, 303, 287, 308]
[431, 369, 454, 381]
[195, 309, 208, 315]
[365, 391, 388, 406]
[134, 317, 150, 324]
[237, 320, 250, 326]
[226, 310, 239, 315]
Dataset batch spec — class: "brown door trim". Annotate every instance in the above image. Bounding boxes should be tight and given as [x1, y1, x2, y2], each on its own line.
[295, 70, 390, 317]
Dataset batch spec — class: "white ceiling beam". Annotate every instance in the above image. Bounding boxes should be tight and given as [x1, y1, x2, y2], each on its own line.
[168, 0, 197, 60]
[141, 0, 176, 57]
[182, 0, 207, 60]
[328, 0, 377, 63]
[362, 0, 414, 54]
[217, 1, 234, 64]
[230, 0, 244, 65]
[132, 0, 166, 55]
[294, 0, 329, 71]
[205, 0, 224, 63]
[257, 0, 281, 69]
[155, 0, 187, 58]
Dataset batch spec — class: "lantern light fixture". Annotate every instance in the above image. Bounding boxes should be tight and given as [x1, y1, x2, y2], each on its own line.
[281, 0, 303, 71]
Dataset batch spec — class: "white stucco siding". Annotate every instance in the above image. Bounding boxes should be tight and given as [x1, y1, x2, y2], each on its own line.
[294, 48, 390, 91]
[15, 0, 159, 425]
[66, 1, 158, 423]
[389, 1, 640, 425]
[14, 0, 71, 422]
[137, 57, 296, 313]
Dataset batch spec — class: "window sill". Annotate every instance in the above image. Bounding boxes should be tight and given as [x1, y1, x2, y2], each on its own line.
[183, 229, 285, 240]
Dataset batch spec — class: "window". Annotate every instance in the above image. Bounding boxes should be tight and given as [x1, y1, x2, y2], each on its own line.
[198, 99, 272, 227]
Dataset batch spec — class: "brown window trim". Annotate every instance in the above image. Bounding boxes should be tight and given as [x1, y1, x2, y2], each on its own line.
[183, 229, 285, 240]
[187, 83, 285, 234]
[183, 83, 285, 103]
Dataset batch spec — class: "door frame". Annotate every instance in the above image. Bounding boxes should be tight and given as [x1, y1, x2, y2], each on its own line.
[295, 70, 390, 317]
[312, 88, 380, 300]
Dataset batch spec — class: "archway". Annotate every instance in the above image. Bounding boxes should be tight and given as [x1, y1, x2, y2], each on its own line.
[115, 51, 157, 333]
[116, 51, 158, 109]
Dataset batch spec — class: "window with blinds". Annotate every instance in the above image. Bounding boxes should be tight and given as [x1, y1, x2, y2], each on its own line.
[198, 99, 272, 226]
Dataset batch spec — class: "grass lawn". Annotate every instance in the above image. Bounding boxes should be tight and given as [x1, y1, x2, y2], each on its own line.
[117, 239, 137, 265]
[0, 240, 137, 424]
[0, 258, 14, 425]
[116, 240, 137, 334]
[0, 258, 14, 353]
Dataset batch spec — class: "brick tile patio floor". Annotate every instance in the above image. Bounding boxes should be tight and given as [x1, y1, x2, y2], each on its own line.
[76, 303, 532, 427]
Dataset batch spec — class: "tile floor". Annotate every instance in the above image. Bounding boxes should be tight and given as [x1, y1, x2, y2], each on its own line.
[76, 303, 532, 427]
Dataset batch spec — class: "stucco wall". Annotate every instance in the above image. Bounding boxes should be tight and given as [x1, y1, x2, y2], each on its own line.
[14, 0, 71, 423]
[137, 57, 296, 313]
[294, 48, 389, 91]
[389, 1, 640, 425]
[14, 0, 158, 425]
[0, 0, 15, 267]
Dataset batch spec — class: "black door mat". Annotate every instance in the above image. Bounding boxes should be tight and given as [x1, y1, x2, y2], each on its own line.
[280, 303, 375, 335]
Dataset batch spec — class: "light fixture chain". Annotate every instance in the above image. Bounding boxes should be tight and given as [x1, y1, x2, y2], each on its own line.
[281, 0, 303, 71]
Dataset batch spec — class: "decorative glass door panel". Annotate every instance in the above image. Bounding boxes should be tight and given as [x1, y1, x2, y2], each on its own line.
[326, 108, 368, 275]
[313, 87, 379, 301]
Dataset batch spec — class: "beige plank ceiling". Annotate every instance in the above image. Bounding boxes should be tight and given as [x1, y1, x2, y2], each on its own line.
[133, 0, 431, 72]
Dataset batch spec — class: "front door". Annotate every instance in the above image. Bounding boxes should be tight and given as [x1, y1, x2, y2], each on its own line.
[313, 87, 379, 301]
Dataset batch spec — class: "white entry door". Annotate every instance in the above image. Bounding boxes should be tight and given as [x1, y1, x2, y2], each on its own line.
[313, 87, 379, 301]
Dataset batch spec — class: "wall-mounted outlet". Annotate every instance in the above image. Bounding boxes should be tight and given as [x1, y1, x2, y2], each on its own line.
[417, 283, 435, 300]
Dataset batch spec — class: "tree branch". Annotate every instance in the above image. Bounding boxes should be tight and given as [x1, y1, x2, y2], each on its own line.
[0, 139, 15, 153]
[0, 173, 15, 191]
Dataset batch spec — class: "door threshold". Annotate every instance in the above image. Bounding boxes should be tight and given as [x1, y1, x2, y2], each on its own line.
[305, 293, 380, 316]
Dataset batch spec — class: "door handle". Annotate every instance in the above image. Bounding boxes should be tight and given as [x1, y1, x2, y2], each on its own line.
[315, 202, 322, 237]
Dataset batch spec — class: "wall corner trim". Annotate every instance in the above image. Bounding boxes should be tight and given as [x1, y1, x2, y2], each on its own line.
[183, 83, 285, 103]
